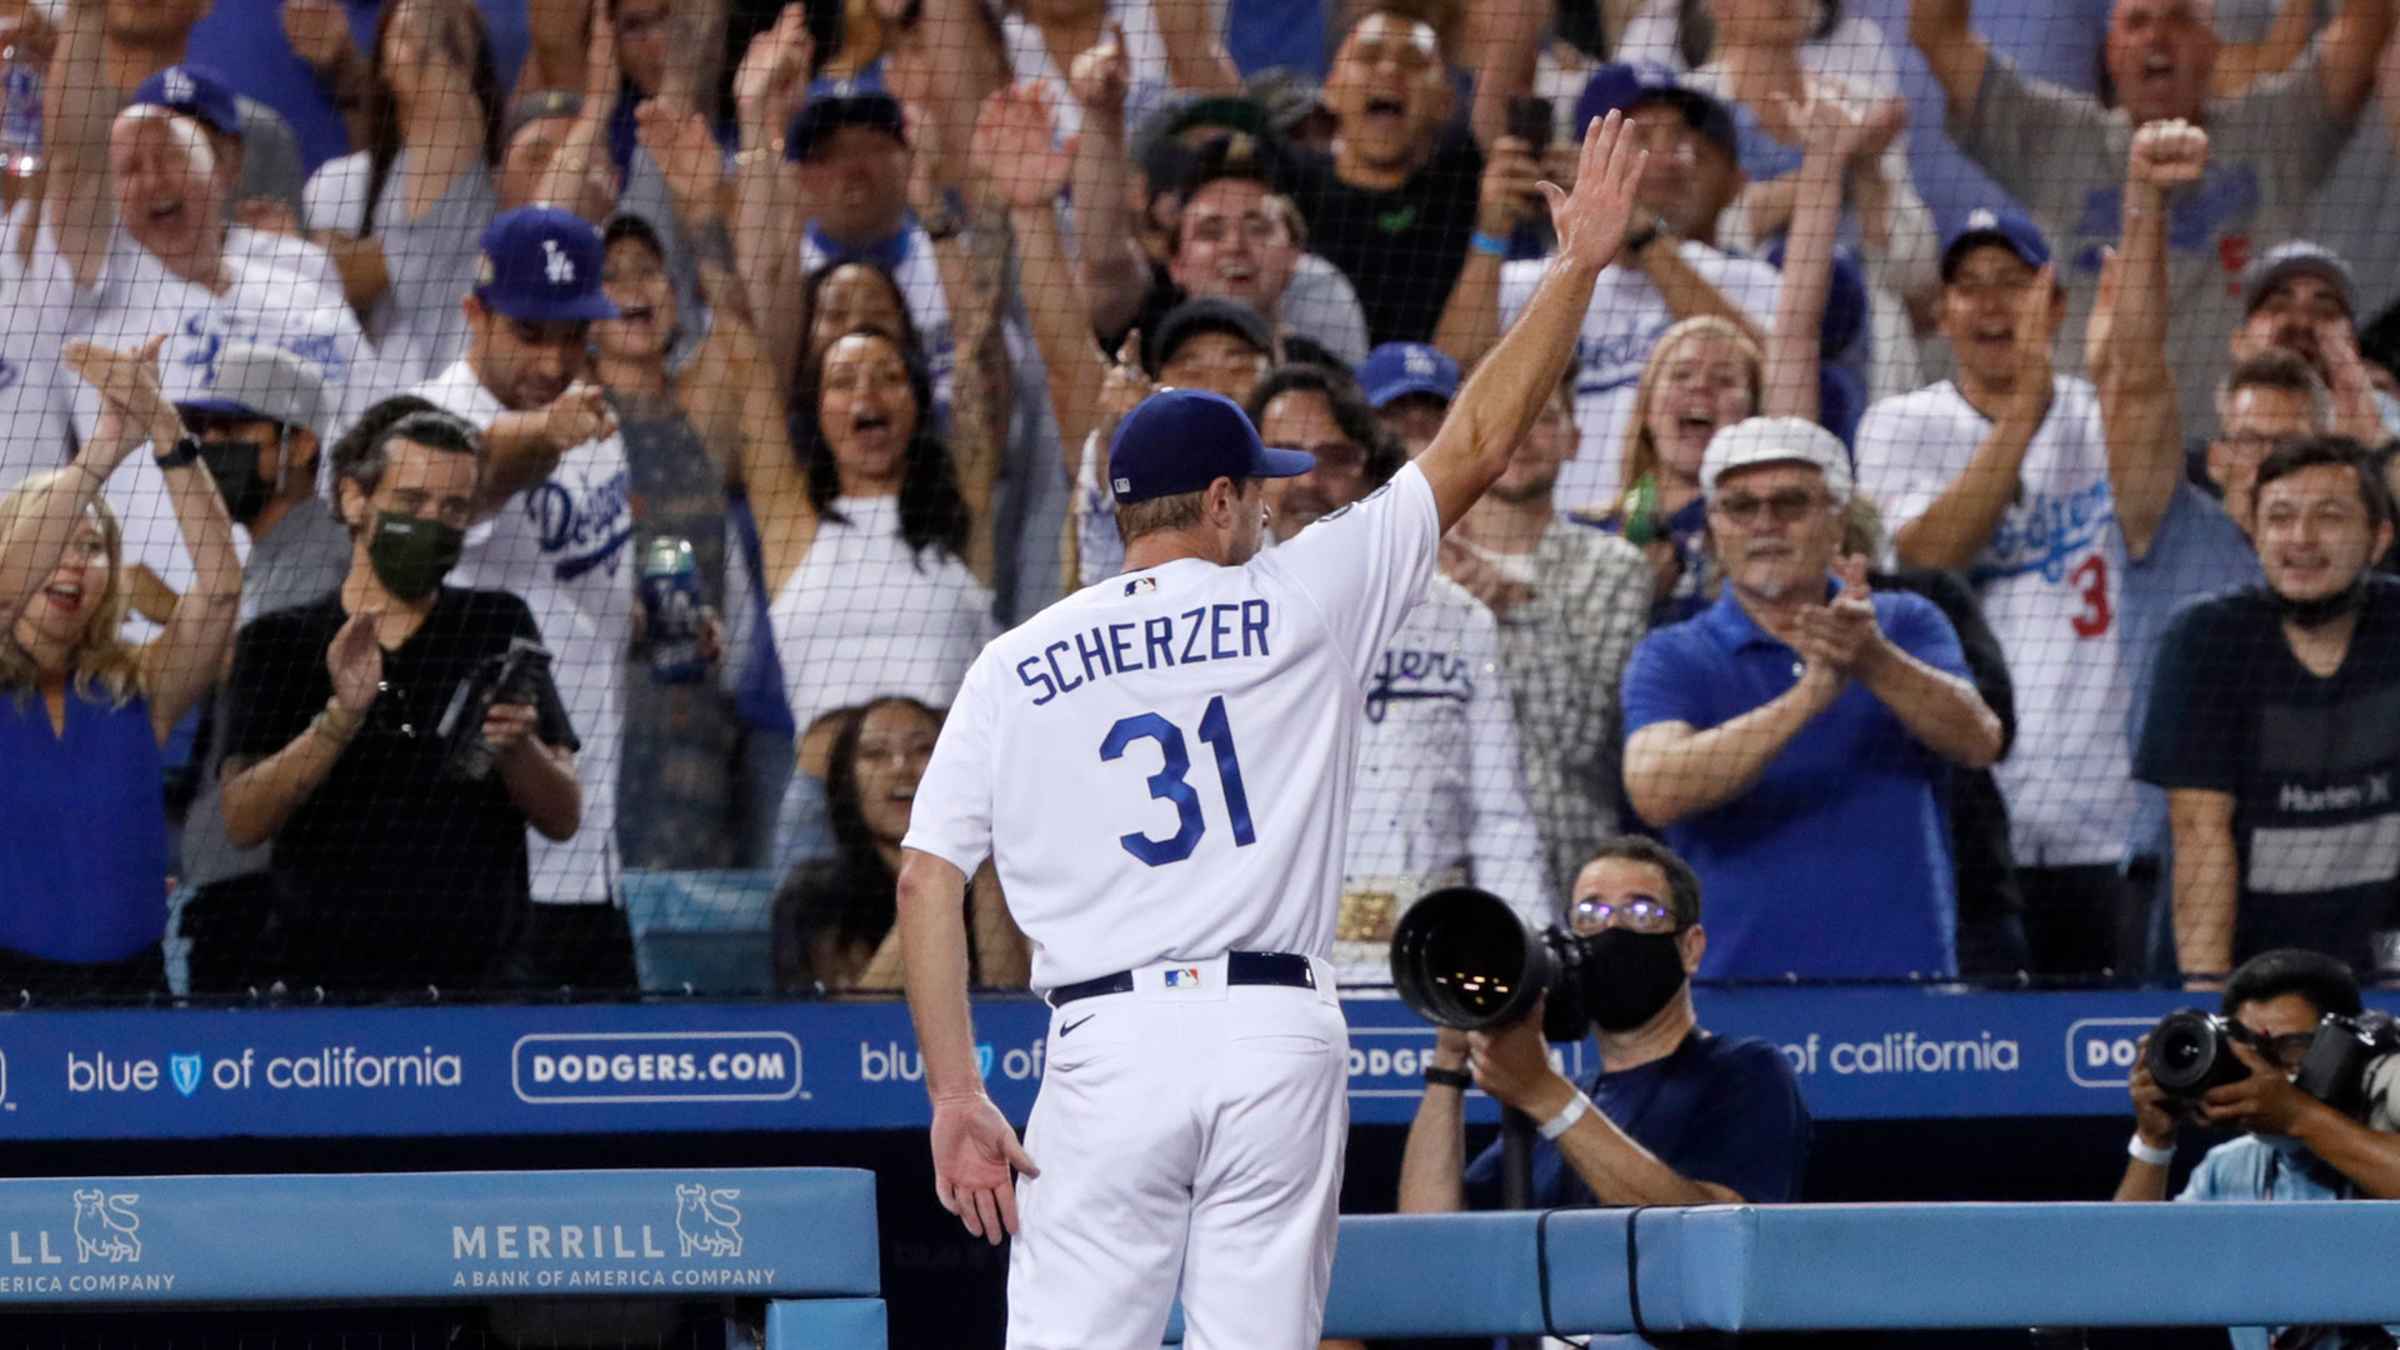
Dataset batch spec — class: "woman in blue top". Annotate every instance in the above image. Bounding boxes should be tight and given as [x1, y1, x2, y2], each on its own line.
[0, 337, 242, 997]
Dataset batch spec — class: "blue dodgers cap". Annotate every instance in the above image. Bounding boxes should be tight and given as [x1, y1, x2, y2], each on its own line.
[1108, 389, 1316, 504]
[131, 64, 242, 140]
[1358, 342, 1461, 408]
[472, 206, 619, 322]
[784, 74, 908, 162]
[1940, 207, 2052, 281]
[1572, 62, 1736, 159]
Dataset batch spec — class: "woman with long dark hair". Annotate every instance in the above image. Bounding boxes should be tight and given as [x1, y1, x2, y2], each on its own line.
[772, 696, 1025, 994]
[299, 0, 505, 386]
[758, 326, 997, 737]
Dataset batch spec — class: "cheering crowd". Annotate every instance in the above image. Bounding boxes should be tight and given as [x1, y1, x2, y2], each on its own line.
[1, 0, 2398, 999]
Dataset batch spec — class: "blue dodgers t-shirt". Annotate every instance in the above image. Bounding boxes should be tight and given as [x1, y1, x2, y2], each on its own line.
[1463, 1031, 1810, 1211]
[1621, 584, 1969, 980]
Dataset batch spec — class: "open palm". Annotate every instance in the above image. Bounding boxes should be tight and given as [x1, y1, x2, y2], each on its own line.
[970, 84, 1070, 211]
[1540, 110, 1646, 273]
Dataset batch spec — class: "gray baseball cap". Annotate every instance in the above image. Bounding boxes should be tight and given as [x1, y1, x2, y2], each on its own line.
[173, 342, 328, 436]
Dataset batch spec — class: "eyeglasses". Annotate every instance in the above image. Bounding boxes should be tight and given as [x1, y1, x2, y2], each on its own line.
[1567, 894, 1681, 936]
[1710, 488, 1825, 526]
[2215, 430, 2299, 459]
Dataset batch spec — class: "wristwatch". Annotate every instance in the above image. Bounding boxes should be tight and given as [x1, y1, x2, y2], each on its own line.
[153, 435, 202, 470]
[1622, 214, 1669, 259]
[1423, 1065, 1473, 1091]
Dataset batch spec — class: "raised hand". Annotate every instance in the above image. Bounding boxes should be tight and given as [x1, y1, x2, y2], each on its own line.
[582, 1, 620, 114]
[1068, 21, 1130, 123]
[2010, 262, 2056, 397]
[63, 335, 177, 443]
[2127, 117, 2208, 191]
[326, 608, 384, 714]
[930, 1092, 1039, 1245]
[734, 3, 813, 141]
[635, 97, 725, 220]
[1095, 330, 1155, 438]
[969, 83, 1070, 212]
[1539, 109, 1646, 273]
[1476, 134, 1541, 238]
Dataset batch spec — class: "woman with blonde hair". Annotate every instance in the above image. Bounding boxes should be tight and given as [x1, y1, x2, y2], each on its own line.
[1575, 315, 1764, 625]
[0, 337, 241, 996]
[1574, 91, 1855, 625]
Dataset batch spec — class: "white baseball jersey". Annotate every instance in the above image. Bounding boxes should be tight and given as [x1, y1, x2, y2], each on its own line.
[1852, 375, 2135, 866]
[905, 462, 1441, 990]
[1498, 243, 1780, 513]
[1338, 574, 1551, 986]
[413, 360, 632, 908]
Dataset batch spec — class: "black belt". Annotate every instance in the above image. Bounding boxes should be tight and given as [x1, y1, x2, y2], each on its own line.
[1047, 951, 1316, 1007]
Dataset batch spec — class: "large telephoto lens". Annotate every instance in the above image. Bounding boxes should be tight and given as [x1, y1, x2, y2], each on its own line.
[1390, 887, 1553, 1031]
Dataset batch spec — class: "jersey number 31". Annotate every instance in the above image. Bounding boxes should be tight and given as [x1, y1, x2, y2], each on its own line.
[1100, 695, 1256, 866]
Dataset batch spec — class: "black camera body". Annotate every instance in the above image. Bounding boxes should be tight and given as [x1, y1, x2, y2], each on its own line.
[435, 637, 558, 781]
[1389, 886, 1592, 1041]
[2294, 1011, 2400, 1118]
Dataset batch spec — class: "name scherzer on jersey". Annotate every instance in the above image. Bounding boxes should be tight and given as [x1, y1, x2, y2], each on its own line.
[1852, 375, 2135, 865]
[904, 464, 1442, 989]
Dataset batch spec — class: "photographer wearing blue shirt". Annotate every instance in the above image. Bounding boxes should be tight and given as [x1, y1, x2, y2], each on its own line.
[2116, 949, 2400, 1350]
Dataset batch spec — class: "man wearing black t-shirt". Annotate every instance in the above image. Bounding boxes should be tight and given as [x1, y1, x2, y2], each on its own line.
[1397, 837, 1811, 1220]
[219, 406, 582, 994]
[1285, 10, 1483, 348]
[2139, 436, 2400, 982]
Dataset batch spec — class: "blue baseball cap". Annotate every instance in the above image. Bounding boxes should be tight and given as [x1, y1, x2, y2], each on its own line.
[1940, 207, 2052, 281]
[1573, 62, 1736, 160]
[131, 64, 242, 140]
[1108, 389, 1316, 504]
[1358, 342, 1461, 408]
[472, 206, 619, 323]
[785, 74, 908, 163]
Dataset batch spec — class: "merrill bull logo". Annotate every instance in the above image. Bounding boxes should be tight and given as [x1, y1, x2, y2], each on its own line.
[70, 1191, 139, 1264]
[673, 1185, 741, 1258]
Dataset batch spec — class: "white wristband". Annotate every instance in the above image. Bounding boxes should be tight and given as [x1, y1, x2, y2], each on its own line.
[2127, 1133, 2174, 1167]
[1537, 1091, 1591, 1142]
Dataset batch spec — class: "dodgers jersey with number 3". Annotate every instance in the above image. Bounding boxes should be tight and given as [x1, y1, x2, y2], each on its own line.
[1852, 375, 2134, 867]
[905, 464, 1442, 991]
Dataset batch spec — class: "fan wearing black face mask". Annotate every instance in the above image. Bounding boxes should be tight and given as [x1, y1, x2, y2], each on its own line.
[172, 343, 354, 993]
[2136, 436, 2400, 982]
[1396, 836, 1811, 1227]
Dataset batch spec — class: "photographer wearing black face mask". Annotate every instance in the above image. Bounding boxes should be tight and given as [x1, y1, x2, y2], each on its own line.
[2115, 950, 2400, 1350]
[1397, 837, 1811, 1226]
[2136, 436, 2400, 981]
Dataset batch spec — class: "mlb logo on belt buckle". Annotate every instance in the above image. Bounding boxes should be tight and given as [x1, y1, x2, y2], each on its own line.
[1162, 967, 1203, 989]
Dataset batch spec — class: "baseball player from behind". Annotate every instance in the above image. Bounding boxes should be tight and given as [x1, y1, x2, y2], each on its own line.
[896, 109, 1650, 1350]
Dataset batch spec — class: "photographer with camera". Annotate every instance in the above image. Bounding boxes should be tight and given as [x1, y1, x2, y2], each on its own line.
[2117, 949, 2400, 1349]
[1397, 837, 1810, 1222]
[218, 402, 581, 994]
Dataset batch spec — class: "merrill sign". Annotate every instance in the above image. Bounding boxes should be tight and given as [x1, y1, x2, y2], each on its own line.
[448, 1184, 781, 1292]
[0, 1191, 175, 1297]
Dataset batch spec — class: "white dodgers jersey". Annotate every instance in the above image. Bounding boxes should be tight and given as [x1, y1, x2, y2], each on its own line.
[1852, 376, 2134, 866]
[906, 463, 1443, 991]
